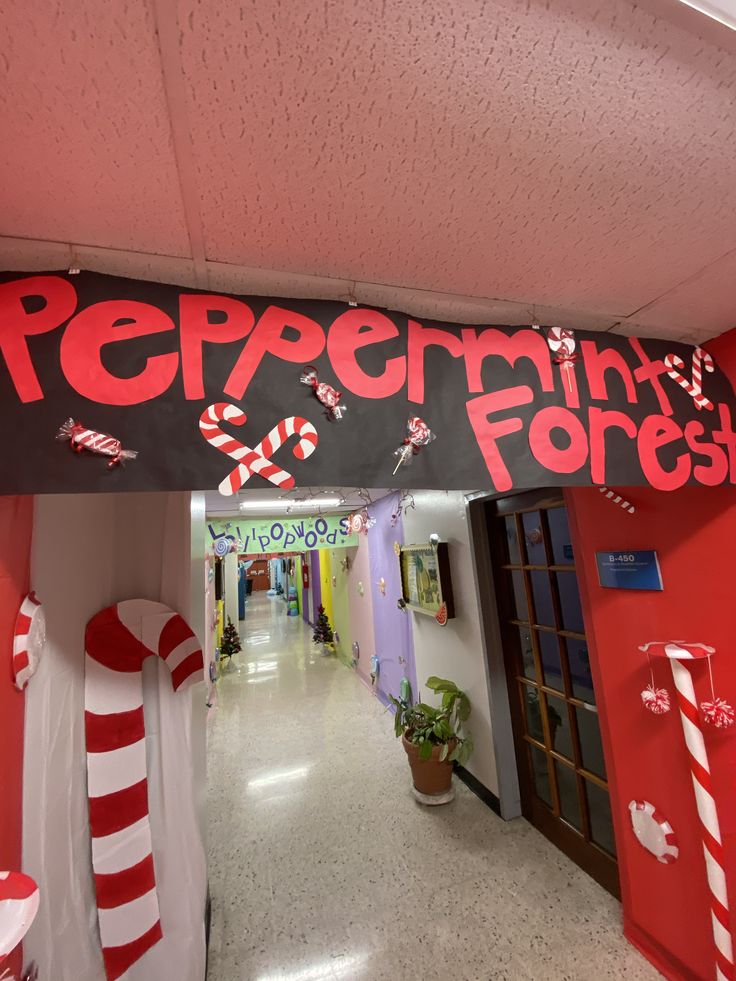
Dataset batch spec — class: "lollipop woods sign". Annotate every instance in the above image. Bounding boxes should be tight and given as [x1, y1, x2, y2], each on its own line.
[0, 271, 735, 495]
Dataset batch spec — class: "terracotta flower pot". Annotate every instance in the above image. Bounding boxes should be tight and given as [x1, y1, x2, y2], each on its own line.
[402, 732, 455, 797]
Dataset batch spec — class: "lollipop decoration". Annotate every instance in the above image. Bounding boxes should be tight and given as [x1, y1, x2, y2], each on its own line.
[393, 417, 436, 475]
[547, 327, 577, 393]
[300, 366, 346, 420]
[56, 418, 138, 467]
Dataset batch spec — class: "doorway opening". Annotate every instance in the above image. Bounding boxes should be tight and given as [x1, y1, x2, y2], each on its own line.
[485, 490, 619, 897]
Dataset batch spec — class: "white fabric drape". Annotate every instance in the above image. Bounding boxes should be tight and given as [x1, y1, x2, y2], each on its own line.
[23, 492, 207, 981]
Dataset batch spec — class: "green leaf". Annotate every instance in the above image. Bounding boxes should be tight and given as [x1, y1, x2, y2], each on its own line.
[419, 739, 434, 760]
[425, 676, 458, 693]
[439, 743, 449, 762]
[456, 694, 471, 722]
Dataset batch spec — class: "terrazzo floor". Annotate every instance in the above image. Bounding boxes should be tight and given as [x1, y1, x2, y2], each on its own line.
[206, 594, 660, 981]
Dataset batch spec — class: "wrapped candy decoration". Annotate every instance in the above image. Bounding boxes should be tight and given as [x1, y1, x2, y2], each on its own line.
[56, 419, 137, 467]
[393, 416, 436, 474]
[701, 698, 736, 729]
[547, 327, 577, 393]
[641, 683, 670, 715]
[300, 366, 346, 420]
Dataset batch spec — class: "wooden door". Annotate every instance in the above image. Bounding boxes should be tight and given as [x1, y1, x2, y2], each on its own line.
[488, 492, 619, 897]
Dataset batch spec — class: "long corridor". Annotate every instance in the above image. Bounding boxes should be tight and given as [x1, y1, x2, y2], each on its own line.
[206, 595, 658, 981]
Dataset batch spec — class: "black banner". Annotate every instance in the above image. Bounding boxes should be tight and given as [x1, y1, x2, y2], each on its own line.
[1, 271, 734, 495]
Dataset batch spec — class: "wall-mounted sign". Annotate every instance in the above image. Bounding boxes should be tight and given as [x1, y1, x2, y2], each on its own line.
[208, 516, 357, 554]
[1, 272, 735, 495]
[398, 542, 455, 618]
[596, 550, 663, 591]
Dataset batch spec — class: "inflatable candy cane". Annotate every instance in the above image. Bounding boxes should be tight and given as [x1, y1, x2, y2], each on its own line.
[664, 347, 715, 411]
[85, 600, 203, 981]
[13, 593, 45, 691]
[199, 403, 318, 496]
[0, 871, 39, 964]
[639, 642, 733, 981]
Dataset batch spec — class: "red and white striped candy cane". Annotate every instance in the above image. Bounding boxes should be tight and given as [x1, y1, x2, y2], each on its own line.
[13, 593, 45, 691]
[85, 600, 204, 981]
[0, 870, 39, 963]
[639, 642, 733, 981]
[664, 348, 715, 411]
[199, 403, 318, 496]
[598, 487, 635, 514]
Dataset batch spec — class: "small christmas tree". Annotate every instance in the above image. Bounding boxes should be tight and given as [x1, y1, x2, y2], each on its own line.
[312, 604, 334, 645]
[220, 617, 242, 662]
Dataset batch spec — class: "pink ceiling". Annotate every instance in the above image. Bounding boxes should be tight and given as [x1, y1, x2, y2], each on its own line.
[1, 0, 735, 340]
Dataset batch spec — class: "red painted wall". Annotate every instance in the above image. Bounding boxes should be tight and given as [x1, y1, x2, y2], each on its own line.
[567, 485, 736, 981]
[0, 495, 33, 975]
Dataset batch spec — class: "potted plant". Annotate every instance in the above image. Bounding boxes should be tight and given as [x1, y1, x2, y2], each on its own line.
[389, 676, 473, 802]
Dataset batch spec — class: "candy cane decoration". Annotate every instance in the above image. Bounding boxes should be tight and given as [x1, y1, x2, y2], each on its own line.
[0, 871, 39, 964]
[598, 487, 635, 514]
[199, 403, 318, 496]
[664, 348, 715, 411]
[13, 593, 45, 691]
[85, 600, 204, 981]
[639, 642, 733, 981]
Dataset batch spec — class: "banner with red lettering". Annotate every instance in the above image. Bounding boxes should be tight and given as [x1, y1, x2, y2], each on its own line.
[1, 271, 734, 495]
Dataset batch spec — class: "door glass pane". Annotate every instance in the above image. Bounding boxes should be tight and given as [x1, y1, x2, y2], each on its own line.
[586, 781, 617, 856]
[537, 630, 563, 691]
[522, 511, 546, 565]
[557, 571, 584, 633]
[548, 507, 574, 565]
[529, 570, 555, 627]
[510, 570, 528, 621]
[504, 516, 521, 565]
[518, 626, 536, 680]
[567, 638, 595, 703]
[546, 694, 573, 759]
[530, 746, 551, 807]
[555, 761, 582, 831]
[522, 685, 544, 742]
[576, 705, 606, 778]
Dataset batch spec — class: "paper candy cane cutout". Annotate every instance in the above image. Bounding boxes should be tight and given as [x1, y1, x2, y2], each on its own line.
[664, 347, 715, 411]
[199, 403, 318, 496]
[639, 641, 733, 981]
[598, 487, 635, 514]
[85, 601, 203, 981]
[13, 593, 45, 691]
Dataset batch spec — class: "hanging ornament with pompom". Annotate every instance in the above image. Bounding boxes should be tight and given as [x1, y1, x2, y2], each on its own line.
[641, 684, 670, 715]
[700, 658, 735, 728]
[701, 698, 736, 729]
[641, 651, 670, 715]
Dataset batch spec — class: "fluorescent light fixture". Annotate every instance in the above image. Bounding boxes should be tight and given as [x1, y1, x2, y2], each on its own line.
[674, 0, 736, 30]
[239, 496, 343, 511]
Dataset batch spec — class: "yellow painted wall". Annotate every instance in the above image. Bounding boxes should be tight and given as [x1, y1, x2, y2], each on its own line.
[319, 548, 334, 633]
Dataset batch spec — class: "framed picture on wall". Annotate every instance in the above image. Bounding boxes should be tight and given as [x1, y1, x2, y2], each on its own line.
[398, 543, 455, 619]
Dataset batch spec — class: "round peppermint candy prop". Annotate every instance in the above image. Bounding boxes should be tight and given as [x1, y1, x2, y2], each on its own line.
[13, 593, 45, 691]
[0, 871, 40, 962]
[629, 800, 678, 864]
[547, 327, 577, 393]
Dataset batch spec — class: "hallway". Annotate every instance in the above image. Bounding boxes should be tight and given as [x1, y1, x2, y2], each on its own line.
[206, 595, 658, 981]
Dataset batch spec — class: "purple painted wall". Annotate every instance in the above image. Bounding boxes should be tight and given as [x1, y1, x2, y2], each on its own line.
[367, 493, 415, 706]
[309, 549, 321, 626]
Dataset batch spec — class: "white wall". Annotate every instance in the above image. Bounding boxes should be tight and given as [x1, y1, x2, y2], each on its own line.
[403, 490, 498, 796]
[23, 491, 207, 981]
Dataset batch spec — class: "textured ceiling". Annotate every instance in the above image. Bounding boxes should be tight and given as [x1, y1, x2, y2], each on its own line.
[1, 0, 735, 341]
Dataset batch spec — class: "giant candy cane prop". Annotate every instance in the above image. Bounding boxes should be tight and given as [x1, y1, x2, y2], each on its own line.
[199, 403, 318, 496]
[639, 642, 734, 981]
[85, 600, 204, 981]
